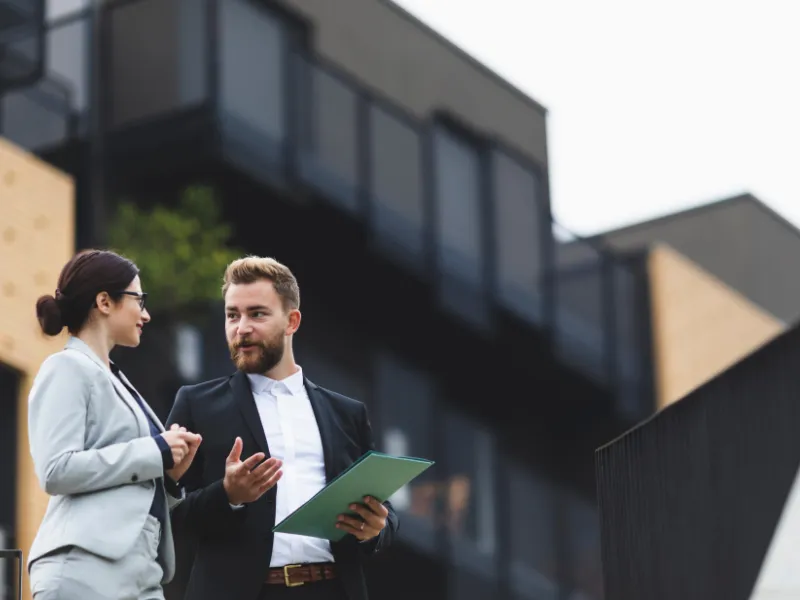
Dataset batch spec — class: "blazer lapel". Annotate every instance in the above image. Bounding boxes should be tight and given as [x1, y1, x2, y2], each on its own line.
[305, 378, 336, 483]
[65, 337, 148, 436]
[116, 368, 165, 432]
[107, 375, 149, 436]
[231, 371, 271, 457]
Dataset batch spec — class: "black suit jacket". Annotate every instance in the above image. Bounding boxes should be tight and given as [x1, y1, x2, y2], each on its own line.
[166, 371, 398, 600]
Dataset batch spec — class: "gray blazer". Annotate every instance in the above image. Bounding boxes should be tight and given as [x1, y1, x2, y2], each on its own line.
[27, 336, 182, 582]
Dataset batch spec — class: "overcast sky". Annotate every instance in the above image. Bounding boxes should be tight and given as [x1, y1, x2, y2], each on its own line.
[393, 0, 800, 236]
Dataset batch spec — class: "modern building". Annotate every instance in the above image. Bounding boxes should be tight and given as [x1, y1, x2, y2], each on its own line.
[582, 194, 796, 408]
[2, 1, 657, 599]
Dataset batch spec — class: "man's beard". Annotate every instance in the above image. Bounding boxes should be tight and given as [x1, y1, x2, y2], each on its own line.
[229, 335, 285, 374]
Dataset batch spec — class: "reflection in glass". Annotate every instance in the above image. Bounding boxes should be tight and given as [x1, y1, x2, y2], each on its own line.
[567, 495, 604, 600]
[108, 0, 207, 127]
[443, 410, 496, 579]
[46, 0, 88, 22]
[433, 126, 489, 328]
[0, 81, 70, 149]
[612, 262, 643, 419]
[218, 0, 287, 178]
[433, 126, 483, 286]
[46, 17, 88, 113]
[507, 461, 559, 600]
[492, 150, 543, 323]
[368, 106, 424, 266]
[296, 63, 359, 212]
[374, 351, 437, 554]
[552, 225, 608, 384]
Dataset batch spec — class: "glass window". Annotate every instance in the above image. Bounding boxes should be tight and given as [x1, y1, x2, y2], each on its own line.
[432, 125, 489, 327]
[175, 323, 203, 382]
[443, 410, 497, 580]
[552, 228, 607, 384]
[611, 261, 644, 419]
[46, 0, 88, 23]
[368, 105, 425, 267]
[108, 0, 207, 128]
[507, 461, 559, 600]
[296, 62, 359, 212]
[1, 82, 70, 150]
[567, 495, 604, 600]
[0, 2, 44, 92]
[433, 125, 483, 285]
[219, 0, 287, 167]
[46, 15, 88, 113]
[374, 351, 438, 555]
[492, 150, 544, 323]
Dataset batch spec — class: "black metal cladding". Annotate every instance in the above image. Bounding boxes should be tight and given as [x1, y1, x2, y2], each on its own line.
[596, 322, 800, 600]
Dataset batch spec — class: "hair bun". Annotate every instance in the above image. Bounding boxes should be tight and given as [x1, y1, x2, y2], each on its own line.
[36, 294, 65, 336]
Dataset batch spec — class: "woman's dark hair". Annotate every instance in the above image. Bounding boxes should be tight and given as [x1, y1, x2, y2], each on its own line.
[36, 249, 140, 336]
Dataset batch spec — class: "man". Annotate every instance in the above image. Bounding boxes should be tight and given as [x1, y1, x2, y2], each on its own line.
[167, 256, 397, 600]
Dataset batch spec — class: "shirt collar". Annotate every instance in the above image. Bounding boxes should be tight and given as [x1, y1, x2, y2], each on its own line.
[247, 366, 305, 396]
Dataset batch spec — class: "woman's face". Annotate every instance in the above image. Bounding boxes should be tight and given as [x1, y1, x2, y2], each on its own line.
[107, 275, 150, 347]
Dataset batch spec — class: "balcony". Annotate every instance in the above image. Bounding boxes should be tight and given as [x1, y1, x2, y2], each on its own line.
[0, 0, 654, 421]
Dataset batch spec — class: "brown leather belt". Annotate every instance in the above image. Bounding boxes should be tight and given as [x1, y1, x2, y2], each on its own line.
[266, 563, 337, 587]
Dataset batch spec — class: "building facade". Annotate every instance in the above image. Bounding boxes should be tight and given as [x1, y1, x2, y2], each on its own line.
[1, 1, 656, 599]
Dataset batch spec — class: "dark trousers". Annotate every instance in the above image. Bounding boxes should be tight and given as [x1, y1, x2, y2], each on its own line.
[258, 579, 348, 600]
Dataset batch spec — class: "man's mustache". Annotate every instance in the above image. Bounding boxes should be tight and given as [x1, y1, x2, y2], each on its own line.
[234, 339, 264, 350]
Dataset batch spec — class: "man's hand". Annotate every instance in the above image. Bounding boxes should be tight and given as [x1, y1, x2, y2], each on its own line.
[165, 424, 202, 482]
[336, 496, 388, 541]
[223, 437, 283, 505]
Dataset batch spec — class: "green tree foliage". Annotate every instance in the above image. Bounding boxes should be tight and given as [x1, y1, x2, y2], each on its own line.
[107, 186, 241, 315]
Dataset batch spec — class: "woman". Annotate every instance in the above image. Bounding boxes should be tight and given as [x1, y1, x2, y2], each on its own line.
[27, 249, 202, 600]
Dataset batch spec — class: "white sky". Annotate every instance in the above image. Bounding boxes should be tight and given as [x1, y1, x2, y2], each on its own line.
[392, 0, 800, 236]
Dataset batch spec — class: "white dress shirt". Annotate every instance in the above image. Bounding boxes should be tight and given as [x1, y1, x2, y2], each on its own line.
[246, 367, 335, 567]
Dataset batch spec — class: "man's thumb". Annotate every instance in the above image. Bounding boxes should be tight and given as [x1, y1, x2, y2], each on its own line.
[227, 436, 243, 464]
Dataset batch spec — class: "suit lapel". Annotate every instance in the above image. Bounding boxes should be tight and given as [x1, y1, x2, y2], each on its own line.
[107, 374, 149, 436]
[305, 379, 337, 483]
[231, 371, 271, 457]
[65, 337, 148, 436]
[116, 368, 165, 432]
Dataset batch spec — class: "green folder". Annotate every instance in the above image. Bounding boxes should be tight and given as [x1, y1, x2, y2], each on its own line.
[272, 450, 434, 541]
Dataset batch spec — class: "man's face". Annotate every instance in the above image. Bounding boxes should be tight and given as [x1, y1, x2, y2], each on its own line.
[224, 280, 295, 374]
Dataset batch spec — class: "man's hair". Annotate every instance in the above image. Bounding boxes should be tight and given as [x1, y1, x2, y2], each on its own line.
[222, 256, 300, 311]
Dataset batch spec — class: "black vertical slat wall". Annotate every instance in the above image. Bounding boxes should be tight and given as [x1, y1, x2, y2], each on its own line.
[595, 323, 800, 600]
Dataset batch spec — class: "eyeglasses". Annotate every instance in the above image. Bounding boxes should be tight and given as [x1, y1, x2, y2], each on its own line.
[117, 291, 148, 310]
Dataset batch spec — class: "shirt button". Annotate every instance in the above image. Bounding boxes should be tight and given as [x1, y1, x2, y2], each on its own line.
[131, 474, 139, 482]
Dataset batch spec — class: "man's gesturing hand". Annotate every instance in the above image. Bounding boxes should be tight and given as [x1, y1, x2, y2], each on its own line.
[223, 436, 283, 505]
[336, 496, 389, 541]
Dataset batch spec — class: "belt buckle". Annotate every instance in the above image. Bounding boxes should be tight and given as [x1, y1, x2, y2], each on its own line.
[283, 564, 304, 587]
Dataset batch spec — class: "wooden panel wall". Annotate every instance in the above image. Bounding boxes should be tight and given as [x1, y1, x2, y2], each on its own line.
[648, 243, 784, 409]
[0, 137, 74, 600]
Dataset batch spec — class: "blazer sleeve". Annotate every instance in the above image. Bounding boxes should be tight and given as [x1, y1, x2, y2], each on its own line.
[357, 403, 399, 555]
[28, 354, 165, 497]
[167, 386, 247, 537]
